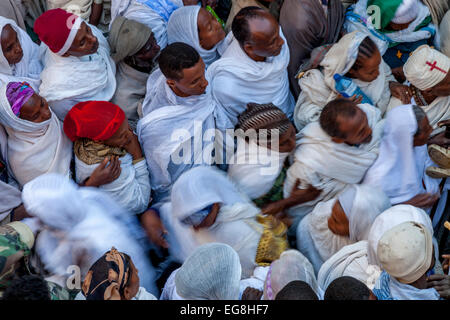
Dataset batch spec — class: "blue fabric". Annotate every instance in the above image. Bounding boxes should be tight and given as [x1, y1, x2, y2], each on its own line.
[383, 38, 433, 69]
[137, 0, 181, 22]
[373, 271, 395, 300]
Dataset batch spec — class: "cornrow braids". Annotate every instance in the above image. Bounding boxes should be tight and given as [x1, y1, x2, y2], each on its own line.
[351, 36, 379, 71]
[319, 98, 359, 139]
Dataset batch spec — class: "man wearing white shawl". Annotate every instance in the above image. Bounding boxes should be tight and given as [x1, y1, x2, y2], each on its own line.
[363, 104, 441, 208]
[21, 173, 158, 297]
[0, 17, 43, 90]
[284, 100, 384, 227]
[296, 184, 391, 274]
[206, 6, 294, 130]
[34, 9, 116, 121]
[0, 82, 72, 188]
[294, 31, 395, 130]
[167, 5, 228, 68]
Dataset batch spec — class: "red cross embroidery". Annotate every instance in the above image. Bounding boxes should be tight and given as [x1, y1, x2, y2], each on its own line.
[426, 61, 448, 74]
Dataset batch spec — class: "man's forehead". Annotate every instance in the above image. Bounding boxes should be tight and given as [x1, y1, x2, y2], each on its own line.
[247, 15, 278, 41]
[1, 25, 16, 41]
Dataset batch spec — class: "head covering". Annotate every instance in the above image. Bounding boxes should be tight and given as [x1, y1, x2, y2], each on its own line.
[377, 221, 433, 284]
[81, 247, 131, 300]
[263, 250, 319, 300]
[34, 8, 83, 56]
[367, 204, 433, 266]
[338, 186, 357, 218]
[404, 45, 450, 91]
[108, 16, 153, 63]
[63, 101, 125, 142]
[174, 243, 242, 300]
[6, 82, 34, 116]
[367, 0, 420, 30]
[391, 0, 420, 24]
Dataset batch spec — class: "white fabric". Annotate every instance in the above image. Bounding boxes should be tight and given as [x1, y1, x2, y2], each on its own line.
[0, 83, 72, 187]
[239, 266, 268, 300]
[137, 84, 216, 203]
[295, 31, 394, 130]
[39, 23, 116, 120]
[228, 138, 289, 199]
[440, 11, 450, 57]
[285, 103, 384, 221]
[363, 104, 441, 204]
[174, 243, 242, 300]
[391, 0, 420, 24]
[206, 29, 295, 130]
[0, 17, 43, 90]
[56, 16, 83, 56]
[160, 268, 185, 300]
[75, 154, 151, 215]
[167, 5, 230, 68]
[22, 173, 158, 296]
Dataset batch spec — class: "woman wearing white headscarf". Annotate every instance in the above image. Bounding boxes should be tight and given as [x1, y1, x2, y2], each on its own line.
[0, 17, 43, 90]
[296, 184, 391, 274]
[161, 243, 242, 300]
[0, 82, 72, 187]
[161, 166, 288, 278]
[295, 31, 395, 130]
[21, 173, 158, 296]
[167, 5, 229, 68]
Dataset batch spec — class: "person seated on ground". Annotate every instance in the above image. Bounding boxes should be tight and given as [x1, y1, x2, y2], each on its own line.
[280, 0, 344, 98]
[167, 5, 228, 68]
[297, 184, 391, 274]
[295, 31, 398, 131]
[161, 243, 242, 300]
[63, 101, 151, 215]
[0, 17, 42, 90]
[21, 173, 158, 296]
[160, 166, 289, 278]
[110, 0, 218, 49]
[284, 99, 383, 230]
[108, 16, 160, 129]
[363, 104, 441, 211]
[324, 276, 377, 300]
[228, 103, 321, 223]
[206, 6, 294, 131]
[373, 221, 442, 300]
[344, 0, 436, 83]
[274, 280, 319, 300]
[441, 11, 450, 57]
[77, 247, 157, 300]
[0, 82, 72, 187]
[34, 8, 116, 121]
[1, 274, 71, 300]
[387, 45, 450, 137]
[138, 43, 216, 205]
[46, 0, 112, 33]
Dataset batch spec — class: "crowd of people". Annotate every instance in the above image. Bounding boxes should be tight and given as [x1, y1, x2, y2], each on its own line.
[0, 0, 449, 301]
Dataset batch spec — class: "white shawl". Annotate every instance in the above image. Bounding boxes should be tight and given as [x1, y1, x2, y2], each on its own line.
[295, 31, 394, 130]
[39, 23, 116, 120]
[0, 17, 43, 90]
[206, 29, 295, 130]
[75, 153, 151, 215]
[285, 103, 384, 221]
[228, 137, 289, 199]
[363, 104, 440, 204]
[441, 11, 450, 57]
[0, 83, 72, 187]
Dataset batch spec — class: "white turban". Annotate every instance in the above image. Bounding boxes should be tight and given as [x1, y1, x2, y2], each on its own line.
[391, 0, 420, 24]
[404, 45, 450, 90]
[377, 221, 433, 284]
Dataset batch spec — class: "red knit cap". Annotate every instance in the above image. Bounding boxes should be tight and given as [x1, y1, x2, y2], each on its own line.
[34, 8, 82, 55]
[63, 101, 126, 142]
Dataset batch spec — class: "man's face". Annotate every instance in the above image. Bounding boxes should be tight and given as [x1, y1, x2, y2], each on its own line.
[1, 24, 23, 65]
[333, 109, 373, 146]
[413, 117, 433, 147]
[102, 119, 132, 148]
[64, 22, 99, 57]
[427, 71, 450, 97]
[244, 13, 284, 59]
[19, 93, 51, 123]
[167, 58, 209, 97]
[134, 33, 160, 62]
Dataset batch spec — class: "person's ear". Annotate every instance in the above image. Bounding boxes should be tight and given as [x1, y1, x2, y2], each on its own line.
[331, 136, 345, 144]
[243, 41, 253, 57]
[166, 79, 177, 91]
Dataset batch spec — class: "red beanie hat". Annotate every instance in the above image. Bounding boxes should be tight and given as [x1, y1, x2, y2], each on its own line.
[63, 101, 126, 142]
[34, 8, 83, 55]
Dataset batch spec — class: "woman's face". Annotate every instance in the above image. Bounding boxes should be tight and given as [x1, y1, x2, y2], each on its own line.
[348, 49, 381, 83]
[197, 8, 225, 51]
[19, 93, 51, 123]
[101, 119, 131, 148]
[193, 202, 221, 230]
[1, 24, 23, 65]
[328, 200, 350, 237]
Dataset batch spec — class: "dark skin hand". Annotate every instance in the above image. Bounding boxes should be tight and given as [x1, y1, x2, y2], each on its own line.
[141, 209, 169, 249]
[89, 2, 103, 26]
[442, 254, 450, 275]
[241, 287, 263, 300]
[336, 93, 363, 104]
[391, 66, 406, 83]
[427, 274, 450, 299]
[389, 82, 412, 104]
[84, 156, 122, 187]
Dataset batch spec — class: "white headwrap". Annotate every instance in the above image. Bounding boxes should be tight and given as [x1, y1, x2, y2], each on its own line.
[363, 104, 440, 204]
[174, 243, 242, 300]
[377, 221, 433, 284]
[404, 45, 450, 91]
[0, 17, 43, 90]
[0, 83, 72, 187]
[391, 0, 420, 24]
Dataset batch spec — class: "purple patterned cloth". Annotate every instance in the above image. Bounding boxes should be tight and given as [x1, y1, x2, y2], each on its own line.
[6, 82, 35, 116]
